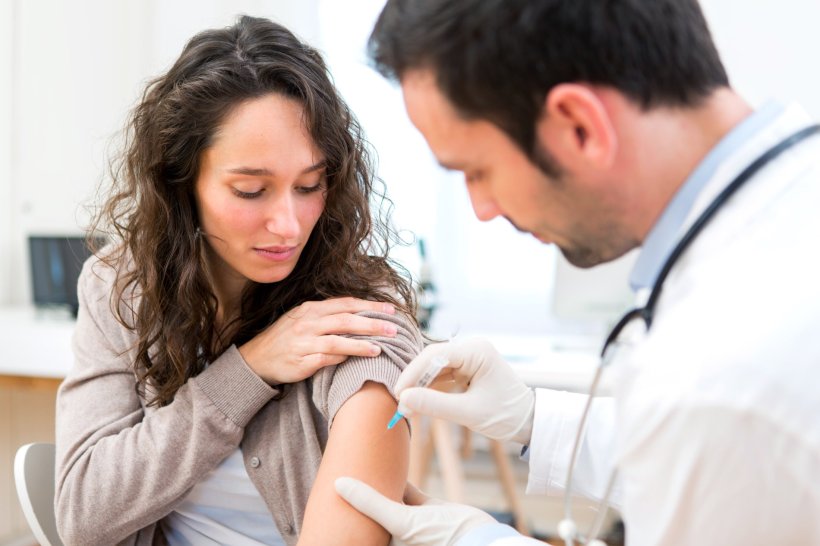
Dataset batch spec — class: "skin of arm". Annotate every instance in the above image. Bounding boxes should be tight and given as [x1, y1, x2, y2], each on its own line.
[298, 381, 410, 545]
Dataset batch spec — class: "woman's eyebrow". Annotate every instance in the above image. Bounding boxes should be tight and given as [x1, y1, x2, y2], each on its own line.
[301, 160, 327, 174]
[226, 161, 326, 177]
[226, 166, 273, 177]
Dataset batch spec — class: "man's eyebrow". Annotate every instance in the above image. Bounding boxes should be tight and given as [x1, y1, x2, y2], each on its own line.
[226, 161, 327, 177]
[436, 159, 463, 172]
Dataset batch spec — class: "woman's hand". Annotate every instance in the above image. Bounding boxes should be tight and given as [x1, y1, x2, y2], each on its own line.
[238, 297, 398, 385]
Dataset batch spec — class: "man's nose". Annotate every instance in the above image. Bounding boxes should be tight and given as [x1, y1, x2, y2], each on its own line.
[466, 181, 502, 222]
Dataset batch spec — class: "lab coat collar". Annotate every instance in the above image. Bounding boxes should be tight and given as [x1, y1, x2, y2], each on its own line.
[628, 100, 786, 292]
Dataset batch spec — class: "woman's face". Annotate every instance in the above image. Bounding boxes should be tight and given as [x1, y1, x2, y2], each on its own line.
[195, 93, 327, 299]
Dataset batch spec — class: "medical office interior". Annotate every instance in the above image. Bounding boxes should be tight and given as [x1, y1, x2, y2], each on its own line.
[1, 0, 819, 544]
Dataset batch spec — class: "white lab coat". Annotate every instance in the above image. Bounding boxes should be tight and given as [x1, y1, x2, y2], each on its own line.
[515, 104, 820, 545]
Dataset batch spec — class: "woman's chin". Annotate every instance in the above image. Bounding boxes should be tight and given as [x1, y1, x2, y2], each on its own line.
[246, 266, 297, 285]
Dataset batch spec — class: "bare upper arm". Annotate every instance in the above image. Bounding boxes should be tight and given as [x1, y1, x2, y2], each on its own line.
[298, 381, 409, 545]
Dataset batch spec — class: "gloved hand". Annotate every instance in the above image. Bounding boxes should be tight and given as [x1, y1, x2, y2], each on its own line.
[395, 338, 535, 444]
[335, 477, 498, 546]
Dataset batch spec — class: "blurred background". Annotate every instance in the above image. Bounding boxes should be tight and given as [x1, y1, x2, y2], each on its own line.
[1, 1, 819, 544]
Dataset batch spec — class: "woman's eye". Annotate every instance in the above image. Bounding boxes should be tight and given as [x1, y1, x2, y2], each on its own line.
[232, 188, 263, 199]
[296, 183, 324, 194]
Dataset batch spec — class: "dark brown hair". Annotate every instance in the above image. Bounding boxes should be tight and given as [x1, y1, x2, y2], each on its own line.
[91, 15, 415, 406]
[369, 0, 730, 165]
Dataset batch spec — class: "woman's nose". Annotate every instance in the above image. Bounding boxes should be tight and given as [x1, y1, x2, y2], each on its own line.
[265, 195, 300, 239]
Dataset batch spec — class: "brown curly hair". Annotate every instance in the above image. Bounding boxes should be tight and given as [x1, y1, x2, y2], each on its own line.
[90, 15, 416, 407]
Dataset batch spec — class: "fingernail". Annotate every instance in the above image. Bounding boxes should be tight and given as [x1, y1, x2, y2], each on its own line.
[384, 324, 398, 336]
[370, 344, 381, 356]
[335, 477, 353, 495]
[383, 303, 395, 314]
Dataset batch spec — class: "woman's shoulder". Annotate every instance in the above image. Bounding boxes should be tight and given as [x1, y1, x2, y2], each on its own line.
[79, 249, 117, 292]
[78, 245, 138, 323]
[356, 309, 424, 358]
[311, 309, 424, 426]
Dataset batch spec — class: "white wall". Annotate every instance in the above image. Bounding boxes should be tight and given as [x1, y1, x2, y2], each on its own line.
[701, 0, 820, 118]
[3, 1, 819, 329]
[317, 0, 557, 337]
[0, 0, 318, 306]
[318, 0, 820, 336]
[148, 0, 320, 78]
[6, 1, 153, 305]
[0, 1, 13, 306]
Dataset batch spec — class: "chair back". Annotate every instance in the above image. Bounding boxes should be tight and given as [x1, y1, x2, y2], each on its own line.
[14, 443, 64, 546]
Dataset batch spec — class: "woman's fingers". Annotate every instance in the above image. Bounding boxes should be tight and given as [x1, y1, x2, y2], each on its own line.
[303, 352, 349, 371]
[314, 335, 383, 358]
[240, 297, 398, 385]
[312, 312, 398, 337]
[296, 297, 395, 318]
[300, 336, 386, 374]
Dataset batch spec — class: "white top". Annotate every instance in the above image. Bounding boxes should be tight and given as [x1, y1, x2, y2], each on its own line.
[163, 449, 285, 546]
[526, 104, 820, 545]
[458, 104, 820, 546]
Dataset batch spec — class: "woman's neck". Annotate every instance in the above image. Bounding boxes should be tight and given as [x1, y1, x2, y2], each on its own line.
[202, 247, 248, 327]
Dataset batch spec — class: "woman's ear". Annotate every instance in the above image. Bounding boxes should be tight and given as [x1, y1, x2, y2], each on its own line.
[536, 83, 617, 171]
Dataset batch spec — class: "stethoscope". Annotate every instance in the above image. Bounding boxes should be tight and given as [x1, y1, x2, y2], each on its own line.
[557, 123, 820, 546]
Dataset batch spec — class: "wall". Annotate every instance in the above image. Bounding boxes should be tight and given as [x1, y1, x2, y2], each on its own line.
[0, 1, 13, 306]
[3, 1, 151, 305]
[702, 0, 820, 117]
[317, 0, 820, 336]
[317, 0, 557, 336]
[0, 0, 319, 306]
[2, 0, 819, 324]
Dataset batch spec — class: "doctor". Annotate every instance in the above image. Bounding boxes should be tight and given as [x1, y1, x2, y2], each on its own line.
[335, 0, 820, 544]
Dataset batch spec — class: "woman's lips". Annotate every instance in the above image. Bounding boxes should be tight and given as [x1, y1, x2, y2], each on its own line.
[254, 246, 298, 262]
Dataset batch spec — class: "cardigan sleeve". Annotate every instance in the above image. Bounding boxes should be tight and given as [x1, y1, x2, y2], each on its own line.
[311, 310, 424, 427]
[54, 257, 278, 545]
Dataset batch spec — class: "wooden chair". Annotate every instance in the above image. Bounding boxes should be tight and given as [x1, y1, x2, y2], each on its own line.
[14, 443, 64, 546]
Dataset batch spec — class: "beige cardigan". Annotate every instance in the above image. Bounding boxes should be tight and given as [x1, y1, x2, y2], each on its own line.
[55, 257, 423, 546]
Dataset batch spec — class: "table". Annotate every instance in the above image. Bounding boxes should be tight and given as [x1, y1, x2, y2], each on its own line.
[0, 306, 75, 380]
[485, 332, 604, 391]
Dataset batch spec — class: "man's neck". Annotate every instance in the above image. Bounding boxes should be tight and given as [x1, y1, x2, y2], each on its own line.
[627, 88, 754, 242]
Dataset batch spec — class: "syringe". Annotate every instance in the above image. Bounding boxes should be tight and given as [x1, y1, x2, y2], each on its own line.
[387, 355, 450, 430]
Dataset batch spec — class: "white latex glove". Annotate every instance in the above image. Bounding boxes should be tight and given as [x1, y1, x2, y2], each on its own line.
[395, 338, 535, 444]
[335, 477, 498, 546]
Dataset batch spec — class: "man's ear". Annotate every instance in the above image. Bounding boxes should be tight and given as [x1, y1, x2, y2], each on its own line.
[536, 83, 617, 170]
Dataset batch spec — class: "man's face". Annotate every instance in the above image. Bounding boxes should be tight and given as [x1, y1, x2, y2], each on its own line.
[401, 69, 635, 267]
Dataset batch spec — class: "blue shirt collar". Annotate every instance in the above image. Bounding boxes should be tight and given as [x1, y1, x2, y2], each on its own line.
[629, 101, 785, 292]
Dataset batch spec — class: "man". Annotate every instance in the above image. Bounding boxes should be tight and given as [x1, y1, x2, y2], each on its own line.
[334, 0, 820, 544]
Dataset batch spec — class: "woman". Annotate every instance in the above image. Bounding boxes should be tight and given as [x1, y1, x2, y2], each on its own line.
[55, 16, 422, 546]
